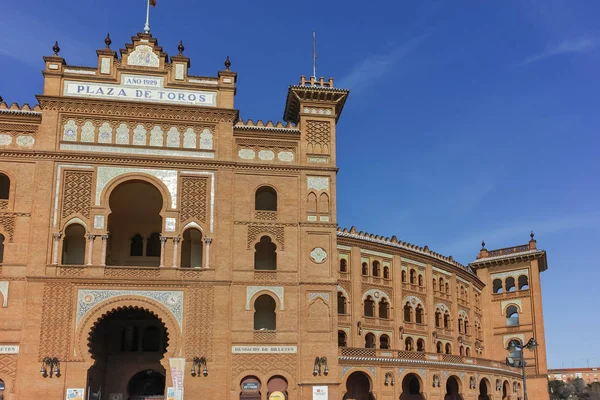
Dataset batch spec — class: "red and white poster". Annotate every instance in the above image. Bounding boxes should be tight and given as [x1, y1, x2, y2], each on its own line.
[313, 386, 328, 399]
[169, 358, 186, 400]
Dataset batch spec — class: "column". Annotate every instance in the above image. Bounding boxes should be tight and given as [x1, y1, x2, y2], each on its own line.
[203, 237, 212, 269]
[172, 237, 180, 268]
[86, 234, 95, 266]
[159, 236, 167, 268]
[100, 234, 109, 266]
[51, 232, 62, 265]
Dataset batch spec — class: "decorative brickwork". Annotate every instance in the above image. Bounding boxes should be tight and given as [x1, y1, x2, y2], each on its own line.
[104, 267, 161, 279]
[247, 224, 285, 250]
[61, 170, 93, 219]
[180, 176, 208, 223]
[0, 354, 17, 392]
[306, 120, 331, 154]
[231, 354, 296, 377]
[184, 286, 214, 360]
[38, 283, 73, 360]
[254, 211, 277, 221]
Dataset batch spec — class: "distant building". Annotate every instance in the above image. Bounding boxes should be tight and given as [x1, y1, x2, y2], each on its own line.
[0, 30, 551, 400]
[549, 367, 600, 384]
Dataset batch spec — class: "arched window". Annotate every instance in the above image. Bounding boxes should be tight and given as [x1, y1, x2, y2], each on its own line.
[444, 312, 450, 329]
[340, 258, 347, 272]
[405, 337, 414, 351]
[464, 318, 470, 335]
[362, 262, 368, 275]
[130, 233, 143, 256]
[505, 277, 516, 292]
[365, 333, 376, 349]
[436, 341, 443, 353]
[0, 234, 5, 263]
[409, 269, 416, 284]
[62, 223, 86, 265]
[445, 343, 452, 354]
[465, 347, 471, 357]
[458, 318, 464, 333]
[254, 236, 276, 270]
[415, 305, 424, 324]
[506, 305, 519, 327]
[383, 266, 390, 279]
[418, 274, 423, 286]
[337, 292, 347, 315]
[435, 309, 442, 328]
[338, 330, 347, 347]
[0, 173, 9, 200]
[180, 228, 203, 268]
[445, 282, 450, 294]
[493, 279, 503, 293]
[364, 296, 375, 317]
[254, 294, 276, 330]
[439, 277, 444, 291]
[255, 186, 277, 211]
[459, 345, 464, 356]
[146, 232, 161, 257]
[380, 334, 390, 349]
[372, 261, 380, 277]
[403, 302, 413, 322]
[433, 278, 437, 291]
[518, 275, 529, 290]
[417, 339, 425, 352]
[402, 270, 407, 282]
[379, 298, 389, 319]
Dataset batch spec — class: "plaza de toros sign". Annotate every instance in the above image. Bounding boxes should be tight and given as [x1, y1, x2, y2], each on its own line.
[63, 74, 217, 107]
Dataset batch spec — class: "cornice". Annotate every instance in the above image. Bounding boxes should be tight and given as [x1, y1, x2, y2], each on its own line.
[470, 250, 547, 270]
[37, 95, 239, 123]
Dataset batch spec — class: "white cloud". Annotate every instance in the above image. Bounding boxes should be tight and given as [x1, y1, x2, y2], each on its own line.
[521, 36, 598, 65]
[338, 34, 428, 92]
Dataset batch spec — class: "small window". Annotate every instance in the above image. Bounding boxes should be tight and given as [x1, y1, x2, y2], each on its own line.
[383, 266, 390, 279]
[460, 345, 464, 356]
[146, 232, 161, 257]
[362, 262, 368, 276]
[464, 319, 469, 335]
[404, 302, 412, 322]
[445, 343, 452, 354]
[254, 236, 277, 270]
[340, 258, 347, 272]
[0, 174, 9, 200]
[465, 347, 471, 357]
[62, 224, 86, 265]
[506, 305, 519, 327]
[254, 294, 276, 330]
[380, 334, 390, 349]
[435, 310, 442, 328]
[410, 269, 416, 284]
[433, 279, 437, 291]
[458, 318, 464, 333]
[364, 296, 375, 317]
[415, 305, 424, 324]
[372, 261, 380, 277]
[518, 275, 529, 290]
[493, 279, 503, 294]
[402, 270, 407, 282]
[505, 277, 516, 292]
[443, 312, 450, 329]
[338, 330, 347, 347]
[337, 292, 347, 315]
[405, 337, 414, 351]
[0, 233, 4, 263]
[379, 298, 389, 319]
[417, 339, 425, 352]
[436, 341, 443, 354]
[255, 186, 277, 211]
[418, 274, 423, 287]
[439, 277, 444, 291]
[365, 333, 376, 349]
[445, 282, 449, 294]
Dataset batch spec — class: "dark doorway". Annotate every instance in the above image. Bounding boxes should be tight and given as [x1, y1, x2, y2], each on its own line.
[445, 376, 463, 400]
[127, 370, 165, 399]
[479, 378, 491, 400]
[400, 373, 424, 400]
[343, 371, 373, 400]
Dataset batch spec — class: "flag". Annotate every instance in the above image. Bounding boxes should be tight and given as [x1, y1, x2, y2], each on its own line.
[149, 0, 156, 6]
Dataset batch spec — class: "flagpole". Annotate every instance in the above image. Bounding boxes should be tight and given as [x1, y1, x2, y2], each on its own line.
[312, 31, 317, 78]
[143, 0, 151, 33]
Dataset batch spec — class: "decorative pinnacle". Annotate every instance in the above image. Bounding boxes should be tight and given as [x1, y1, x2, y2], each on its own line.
[530, 231, 535, 240]
[52, 41, 60, 56]
[224, 55, 231, 71]
[178, 40, 184, 55]
[105, 33, 112, 49]
[481, 240, 486, 249]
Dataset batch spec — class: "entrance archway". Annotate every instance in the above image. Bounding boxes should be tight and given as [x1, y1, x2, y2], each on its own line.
[240, 376, 261, 400]
[86, 306, 168, 399]
[267, 375, 288, 399]
[445, 376, 463, 400]
[343, 371, 373, 400]
[479, 378, 492, 400]
[400, 373, 424, 400]
[107, 180, 163, 266]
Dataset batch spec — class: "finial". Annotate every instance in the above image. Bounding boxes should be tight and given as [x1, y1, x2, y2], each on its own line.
[52, 41, 60, 56]
[481, 240, 486, 249]
[178, 40, 185, 55]
[224, 55, 231, 71]
[530, 231, 535, 240]
[0, 96, 3, 103]
[105, 33, 112, 49]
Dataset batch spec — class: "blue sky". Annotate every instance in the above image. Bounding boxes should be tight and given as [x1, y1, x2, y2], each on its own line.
[1, 0, 599, 369]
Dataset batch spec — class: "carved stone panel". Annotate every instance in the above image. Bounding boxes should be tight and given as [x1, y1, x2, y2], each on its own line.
[62, 170, 93, 219]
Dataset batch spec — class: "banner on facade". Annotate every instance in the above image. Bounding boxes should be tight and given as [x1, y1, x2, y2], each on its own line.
[66, 388, 85, 400]
[169, 358, 186, 400]
[313, 386, 328, 399]
[166, 387, 175, 400]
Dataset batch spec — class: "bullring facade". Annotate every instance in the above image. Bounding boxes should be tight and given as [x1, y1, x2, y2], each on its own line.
[0, 32, 549, 400]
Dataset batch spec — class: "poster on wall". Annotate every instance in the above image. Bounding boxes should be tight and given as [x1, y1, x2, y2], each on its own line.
[169, 358, 186, 400]
[166, 387, 175, 400]
[66, 388, 85, 400]
[313, 385, 328, 399]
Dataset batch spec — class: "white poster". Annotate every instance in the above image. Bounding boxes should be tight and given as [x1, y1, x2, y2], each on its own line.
[313, 385, 328, 399]
[169, 358, 186, 400]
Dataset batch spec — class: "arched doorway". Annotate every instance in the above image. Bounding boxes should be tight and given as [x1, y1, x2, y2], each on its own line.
[343, 371, 373, 400]
[400, 373, 424, 400]
[445, 376, 463, 400]
[107, 180, 163, 266]
[240, 376, 261, 400]
[479, 378, 491, 400]
[181, 228, 203, 268]
[62, 223, 86, 265]
[86, 307, 168, 399]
